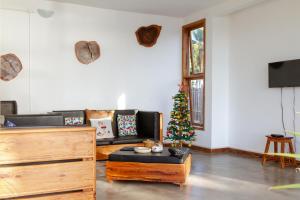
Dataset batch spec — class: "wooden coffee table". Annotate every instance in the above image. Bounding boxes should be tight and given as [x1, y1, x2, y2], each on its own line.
[106, 148, 191, 187]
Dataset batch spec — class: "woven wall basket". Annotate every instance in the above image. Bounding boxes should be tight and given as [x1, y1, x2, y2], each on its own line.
[0, 53, 23, 81]
[75, 41, 100, 64]
[135, 25, 162, 47]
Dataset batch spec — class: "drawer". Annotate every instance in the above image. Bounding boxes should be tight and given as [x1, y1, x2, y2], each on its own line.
[0, 130, 94, 165]
[16, 191, 95, 200]
[0, 161, 95, 199]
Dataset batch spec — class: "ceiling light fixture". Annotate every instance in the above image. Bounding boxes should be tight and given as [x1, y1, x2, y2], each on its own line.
[37, 8, 54, 18]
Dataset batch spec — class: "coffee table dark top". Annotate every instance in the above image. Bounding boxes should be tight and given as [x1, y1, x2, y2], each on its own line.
[108, 147, 190, 164]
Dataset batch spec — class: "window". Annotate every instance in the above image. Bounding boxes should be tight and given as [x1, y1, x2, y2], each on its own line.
[182, 19, 205, 130]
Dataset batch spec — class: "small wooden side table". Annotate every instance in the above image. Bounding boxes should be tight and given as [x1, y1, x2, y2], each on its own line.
[262, 136, 297, 168]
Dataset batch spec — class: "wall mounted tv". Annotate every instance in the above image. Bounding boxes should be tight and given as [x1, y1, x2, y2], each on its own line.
[269, 59, 300, 88]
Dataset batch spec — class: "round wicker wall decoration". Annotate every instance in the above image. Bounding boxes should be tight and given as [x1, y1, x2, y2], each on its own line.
[135, 25, 162, 47]
[75, 41, 100, 65]
[0, 53, 23, 81]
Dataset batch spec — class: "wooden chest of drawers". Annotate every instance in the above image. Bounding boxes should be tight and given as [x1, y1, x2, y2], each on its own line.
[0, 127, 96, 199]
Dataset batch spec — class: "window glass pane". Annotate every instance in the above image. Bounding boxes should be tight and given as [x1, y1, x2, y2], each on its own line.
[190, 79, 204, 125]
[189, 28, 204, 74]
[189, 44, 193, 74]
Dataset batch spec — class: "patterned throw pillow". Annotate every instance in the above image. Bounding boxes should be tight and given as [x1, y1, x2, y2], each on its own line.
[117, 115, 138, 137]
[4, 120, 16, 128]
[65, 117, 84, 126]
[90, 118, 114, 140]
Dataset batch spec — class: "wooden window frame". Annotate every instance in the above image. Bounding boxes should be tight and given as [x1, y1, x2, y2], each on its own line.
[182, 19, 206, 130]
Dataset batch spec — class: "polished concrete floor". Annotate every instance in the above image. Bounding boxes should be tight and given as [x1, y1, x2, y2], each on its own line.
[96, 151, 300, 200]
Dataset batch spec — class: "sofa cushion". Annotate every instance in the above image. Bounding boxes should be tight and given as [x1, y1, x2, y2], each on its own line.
[109, 148, 190, 164]
[4, 114, 64, 127]
[112, 136, 146, 145]
[0, 101, 17, 115]
[85, 109, 114, 125]
[0, 115, 4, 127]
[96, 138, 114, 146]
[137, 111, 160, 140]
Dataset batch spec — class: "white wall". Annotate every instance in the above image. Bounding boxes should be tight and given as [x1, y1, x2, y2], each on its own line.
[211, 17, 230, 148]
[0, 9, 31, 113]
[0, 1, 182, 131]
[4, 0, 299, 153]
[229, 0, 300, 153]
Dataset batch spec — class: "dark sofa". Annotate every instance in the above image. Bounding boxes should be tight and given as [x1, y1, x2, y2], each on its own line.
[54, 109, 162, 160]
[53, 109, 162, 146]
[96, 110, 161, 146]
[0, 101, 18, 115]
[4, 109, 163, 160]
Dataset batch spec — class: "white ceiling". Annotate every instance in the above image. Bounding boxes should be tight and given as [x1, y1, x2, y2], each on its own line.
[49, 0, 226, 17]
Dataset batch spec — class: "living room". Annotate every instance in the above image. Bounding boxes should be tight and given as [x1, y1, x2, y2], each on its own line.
[1, 0, 300, 199]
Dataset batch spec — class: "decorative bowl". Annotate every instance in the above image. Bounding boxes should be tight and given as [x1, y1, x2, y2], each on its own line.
[134, 147, 151, 154]
[151, 142, 163, 153]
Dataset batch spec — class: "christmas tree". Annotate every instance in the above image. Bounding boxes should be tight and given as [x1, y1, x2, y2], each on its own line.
[165, 85, 196, 147]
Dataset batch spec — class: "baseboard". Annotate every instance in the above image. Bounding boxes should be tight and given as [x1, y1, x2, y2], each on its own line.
[227, 147, 263, 159]
[190, 145, 230, 153]
[164, 143, 264, 159]
[190, 145, 262, 158]
[189, 145, 300, 164]
[164, 143, 229, 153]
[165, 143, 300, 164]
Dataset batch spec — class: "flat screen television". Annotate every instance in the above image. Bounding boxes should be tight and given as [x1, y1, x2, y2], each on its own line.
[269, 59, 300, 88]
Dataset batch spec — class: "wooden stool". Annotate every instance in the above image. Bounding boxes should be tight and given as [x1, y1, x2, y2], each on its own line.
[262, 136, 297, 168]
